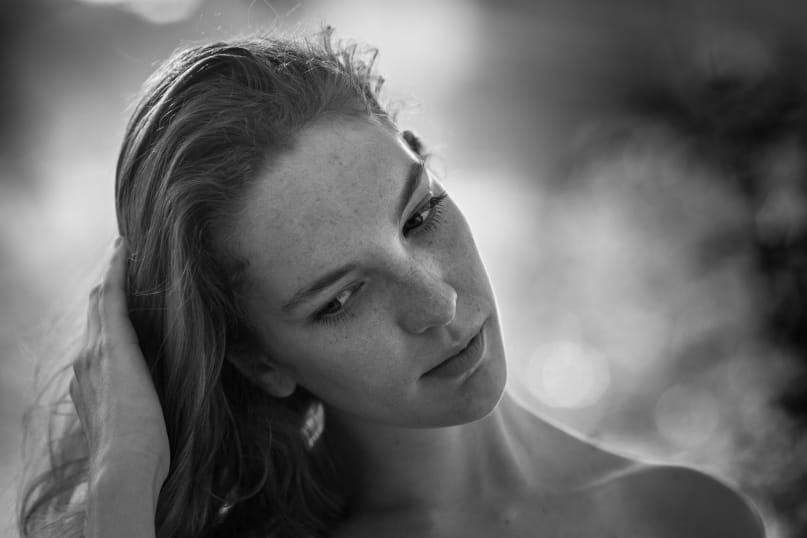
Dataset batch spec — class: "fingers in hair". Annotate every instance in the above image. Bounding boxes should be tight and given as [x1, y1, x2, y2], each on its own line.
[99, 237, 139, 347]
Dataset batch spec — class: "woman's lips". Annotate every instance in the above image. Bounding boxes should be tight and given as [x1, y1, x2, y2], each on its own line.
[423, 324, 486, 379]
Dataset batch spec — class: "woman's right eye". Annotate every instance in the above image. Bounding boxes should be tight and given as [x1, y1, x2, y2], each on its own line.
[313, 284, 362, 324]
[321, 289, 351, 315]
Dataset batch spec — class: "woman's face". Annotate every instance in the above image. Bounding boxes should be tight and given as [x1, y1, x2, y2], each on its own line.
[230, 117, 506, 428]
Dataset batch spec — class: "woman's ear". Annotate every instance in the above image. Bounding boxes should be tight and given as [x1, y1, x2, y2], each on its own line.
[228, 346, 297, 398]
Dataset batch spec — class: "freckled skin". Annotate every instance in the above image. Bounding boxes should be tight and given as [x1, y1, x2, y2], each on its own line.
[230, 117, 507, 427]
[228, 118, 765, 538]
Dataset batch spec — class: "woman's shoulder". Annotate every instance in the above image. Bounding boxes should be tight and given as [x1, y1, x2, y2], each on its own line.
[588, 463, 766, 538]
[329, 463, 766, 538]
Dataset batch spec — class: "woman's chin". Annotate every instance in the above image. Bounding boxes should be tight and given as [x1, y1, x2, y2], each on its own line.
[422, 355, 508, 428]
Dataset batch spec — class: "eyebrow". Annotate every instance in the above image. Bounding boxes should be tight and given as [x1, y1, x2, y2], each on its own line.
[281, 160, 426, 315]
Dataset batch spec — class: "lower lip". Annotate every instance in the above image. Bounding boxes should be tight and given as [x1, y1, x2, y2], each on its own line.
[424, 325, 486, 379]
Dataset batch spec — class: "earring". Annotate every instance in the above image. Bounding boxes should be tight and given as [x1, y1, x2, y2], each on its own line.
[301, 401, 325, 450]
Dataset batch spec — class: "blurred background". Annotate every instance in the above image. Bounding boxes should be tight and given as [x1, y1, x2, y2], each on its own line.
[2, 0, 806, 536]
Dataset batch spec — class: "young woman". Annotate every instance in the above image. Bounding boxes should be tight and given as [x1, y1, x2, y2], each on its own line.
[19, 31, 767, 537]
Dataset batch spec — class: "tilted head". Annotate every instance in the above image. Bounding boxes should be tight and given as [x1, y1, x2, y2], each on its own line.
[114, 30, 505, 537]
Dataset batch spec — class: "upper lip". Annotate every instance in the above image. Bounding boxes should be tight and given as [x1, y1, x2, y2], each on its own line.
[444, 332, 477, 359]
[425, 323, 483, 372]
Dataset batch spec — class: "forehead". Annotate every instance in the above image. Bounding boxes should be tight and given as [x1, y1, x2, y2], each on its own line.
[232, 118, 416, 304]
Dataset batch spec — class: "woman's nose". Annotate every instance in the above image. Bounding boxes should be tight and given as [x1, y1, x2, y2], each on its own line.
[396, 258, 457, 334]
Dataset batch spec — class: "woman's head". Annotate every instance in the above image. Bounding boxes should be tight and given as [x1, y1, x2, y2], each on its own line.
[227, 116, 506, 427]
[112, 30, 505, 536]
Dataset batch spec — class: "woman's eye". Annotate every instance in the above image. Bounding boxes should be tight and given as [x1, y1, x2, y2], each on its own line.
[403, 192, 448, 235]
[320, 288, 353, 315]
[313, 284, 362, 324]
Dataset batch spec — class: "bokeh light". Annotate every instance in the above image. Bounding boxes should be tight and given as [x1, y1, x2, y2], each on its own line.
[654, 383, 721, 449]
[526, 340, 611, 409]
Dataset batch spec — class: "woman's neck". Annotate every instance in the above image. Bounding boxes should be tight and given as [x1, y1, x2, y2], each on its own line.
[324, 391, 543, 513]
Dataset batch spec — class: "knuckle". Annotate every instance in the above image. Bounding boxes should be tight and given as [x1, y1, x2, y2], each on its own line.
[75, 340, 105, 366]
[98, 334, 118, 358]
[94, 338, 108, 356]
[97, 336, 110, 355]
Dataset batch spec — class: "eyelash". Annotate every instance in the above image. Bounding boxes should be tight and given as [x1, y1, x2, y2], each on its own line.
[313, 283, 363, 325]
[312, 191, 449, 325]
[403, 191, 448, 236]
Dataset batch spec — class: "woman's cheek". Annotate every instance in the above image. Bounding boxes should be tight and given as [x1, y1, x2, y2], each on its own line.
[439, 202, 475, 263]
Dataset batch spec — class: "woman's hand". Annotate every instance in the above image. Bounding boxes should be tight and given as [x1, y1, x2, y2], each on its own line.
[70, 237, 170, 485]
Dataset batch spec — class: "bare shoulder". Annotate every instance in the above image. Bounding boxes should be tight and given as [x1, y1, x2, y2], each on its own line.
[592, 464, 766, 538]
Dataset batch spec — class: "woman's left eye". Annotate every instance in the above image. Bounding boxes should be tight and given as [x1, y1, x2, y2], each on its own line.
[403, 191, 448, 236]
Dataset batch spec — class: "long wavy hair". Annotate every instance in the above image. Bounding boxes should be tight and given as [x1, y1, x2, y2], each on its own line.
[19, 29, 393, 538]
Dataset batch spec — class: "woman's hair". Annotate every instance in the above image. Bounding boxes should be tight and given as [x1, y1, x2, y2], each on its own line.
[20, 29, 394, 538]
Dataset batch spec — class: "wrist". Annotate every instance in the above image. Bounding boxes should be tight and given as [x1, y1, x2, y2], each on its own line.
[90, 447, 169, 501]
[86, 460, 164, 538]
